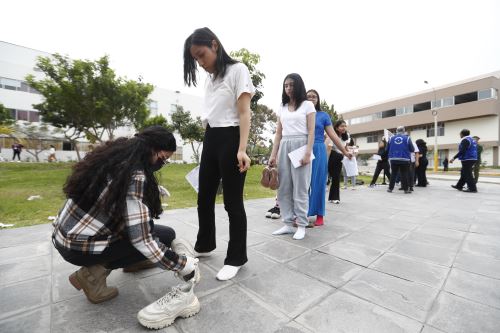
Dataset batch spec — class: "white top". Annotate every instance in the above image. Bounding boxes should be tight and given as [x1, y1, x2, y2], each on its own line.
[50, 147, 56, 154]
[277, 100, 316, 136]
[203, 63, 255, 128]
[328, 132, 350, 154]
[410, 140, 420, 162]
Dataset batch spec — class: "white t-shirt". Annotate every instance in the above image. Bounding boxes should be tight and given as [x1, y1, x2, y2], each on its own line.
[203, 63, 255, 128]
[277, 100, 316, 136]
[410, 140, 420, 162]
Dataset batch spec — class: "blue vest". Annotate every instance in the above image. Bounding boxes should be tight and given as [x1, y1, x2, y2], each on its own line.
[388, 134, 412, 162]
[459, 136, 478, 161]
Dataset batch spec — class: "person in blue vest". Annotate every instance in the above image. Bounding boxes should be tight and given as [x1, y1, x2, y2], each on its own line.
[386, 126, 414, 194]
[450, 129, 478, 193]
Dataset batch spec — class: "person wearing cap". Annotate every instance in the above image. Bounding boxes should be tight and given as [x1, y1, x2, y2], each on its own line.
[472, 136, 483, 184]
[386, 126, 414, 194]
[450, 129, 478, 193]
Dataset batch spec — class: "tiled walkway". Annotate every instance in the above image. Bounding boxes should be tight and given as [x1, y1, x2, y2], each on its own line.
[1, 179, 500, 332]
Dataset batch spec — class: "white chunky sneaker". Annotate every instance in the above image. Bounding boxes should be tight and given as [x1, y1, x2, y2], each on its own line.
[216, 265, 241, 281]
[272, 225, 295, 235]
[175, 256, 201, 284]
[171, 238, 196, 258]
[293, 226, 306, 240]
[137, 282, 200, 329]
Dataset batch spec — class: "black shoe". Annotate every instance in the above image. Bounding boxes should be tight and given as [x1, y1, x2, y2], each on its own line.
[387, 189, 393, 193]
[398, 188, 404, 191]
[404, 190, 412, 194]
[266, 206, 279, 218]
[451, 185, 462, 191]
[410, 187, 414, 192]
[462, 189, 478, 193]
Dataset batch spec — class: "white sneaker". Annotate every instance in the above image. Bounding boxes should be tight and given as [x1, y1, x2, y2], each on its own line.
[216, 265, 241, 281]
[171, 238, 196, 258]
[293, 226, 306, 240]
[137, 283, 200, 329]
[272, 225, 295, 235]
[176, 257, 201, 284]
[332, 200, 340, 204]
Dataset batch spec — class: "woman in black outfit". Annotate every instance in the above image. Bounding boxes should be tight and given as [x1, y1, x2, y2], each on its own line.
[328, 120, 349, 204]
[369, 139, 391, 187]
[415, 139, 428, 187]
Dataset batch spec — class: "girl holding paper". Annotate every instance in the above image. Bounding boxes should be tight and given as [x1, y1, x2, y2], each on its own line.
[184, 27, 255, 280]
[306, 89, 351, 226]
[269, 73, 315, 240]
[328, 120, 351, 203]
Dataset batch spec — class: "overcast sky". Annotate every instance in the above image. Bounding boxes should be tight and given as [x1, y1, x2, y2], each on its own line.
[3, 0, 500, 113]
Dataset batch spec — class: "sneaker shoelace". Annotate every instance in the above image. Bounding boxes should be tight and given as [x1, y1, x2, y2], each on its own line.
[156, 286, 182, 308]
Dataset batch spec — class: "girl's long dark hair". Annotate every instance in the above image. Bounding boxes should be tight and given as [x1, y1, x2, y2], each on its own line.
[63, 126, 176, 224]
[334, 120, 349, 141]
[306, 89, 321, 111]
[282, 73, 307, 108]
[184, 27, 237, 87]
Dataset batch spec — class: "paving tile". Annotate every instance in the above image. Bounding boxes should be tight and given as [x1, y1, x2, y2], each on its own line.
[371, 253, 449, 288]
[420, 325, 447, 333]
[318, 241, 383, 267]
[361, 223, 412, 239]
[251, 239, 310, 263]
[287, 251, 363, 287]
[177, 284, 288, 333]
[296, 290, 422, 333]
[405, 232, 462, 250]
[453, 251, 500, 279]
[461, 240, 500, 260]
[239, 265, 333, 317]
[0, 276, 51, 320]
[0, 305, 50, 333]
[0, 242, 51, 265]
[444, 268, 500, 309]
[342, 269, 439, 321]
[414, 226, 466, 240]
[338, 230, 399, 251]
[278, 224, 352, 250]
[389, 239, 457, 266]
[0, 223, 52, 249]
[0, 255, 51, 286]
[427, 291, 500, 333]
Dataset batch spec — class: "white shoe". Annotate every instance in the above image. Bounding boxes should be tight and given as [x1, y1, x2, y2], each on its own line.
[176, 257, 201, 284]
[351, 187, 356, 190]
[332, 200, 340, 204]
[272, 225, 295, 235]
[137, 283, 200, 329]
[171, 238, 196, 258]
[293, 226, 306, 240]
[216, 265, 241, 281]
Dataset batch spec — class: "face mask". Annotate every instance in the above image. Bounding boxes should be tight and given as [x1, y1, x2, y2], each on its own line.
[151, 156, 167, 172]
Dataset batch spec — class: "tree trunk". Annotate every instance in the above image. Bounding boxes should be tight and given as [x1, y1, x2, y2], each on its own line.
[190, 141, 200, 164]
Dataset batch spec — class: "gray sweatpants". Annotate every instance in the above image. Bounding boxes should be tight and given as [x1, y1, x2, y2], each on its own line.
[277, 135, 312, 227]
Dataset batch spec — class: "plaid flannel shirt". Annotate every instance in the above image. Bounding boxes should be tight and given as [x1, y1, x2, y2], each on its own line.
[52, 170, 186, 272]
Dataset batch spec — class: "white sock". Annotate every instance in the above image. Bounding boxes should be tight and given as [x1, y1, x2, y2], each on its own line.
[216, 265, 241, 281]
[293, 226, 306, 240]
[272, 225, 295, 235]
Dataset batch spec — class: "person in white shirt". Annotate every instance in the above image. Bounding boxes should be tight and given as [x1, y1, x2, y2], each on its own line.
[269, 73, 315, 240]
[184, 27, 255, 280]
[48, 144, 57, 162]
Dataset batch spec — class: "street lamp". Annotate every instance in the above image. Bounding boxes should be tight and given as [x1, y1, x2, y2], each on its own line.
[424, 80, 439, 172]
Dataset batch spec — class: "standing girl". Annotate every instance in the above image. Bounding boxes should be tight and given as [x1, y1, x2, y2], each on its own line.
[184, 27, 255, 280]
[328, 120, 350, 204]
[305, 89, 351, 226]
[269, 73, 315, 240]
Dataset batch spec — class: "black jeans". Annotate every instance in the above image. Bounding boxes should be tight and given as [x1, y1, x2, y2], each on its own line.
[55, 223, 176, 270]
[328, 151, 344, 201]
[12, 151, 21, 160]
[370, 160, 391, 185]
[408, 162, 416, 188]
[195, 125, 247, 266]
[389, 161, 410, 191]
[416, 158, 428, 186]
[456, 160, 477, 191]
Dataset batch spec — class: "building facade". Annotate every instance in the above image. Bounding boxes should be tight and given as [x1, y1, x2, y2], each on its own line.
[0, 41, 203, 163]
[341, 72, 500, 167]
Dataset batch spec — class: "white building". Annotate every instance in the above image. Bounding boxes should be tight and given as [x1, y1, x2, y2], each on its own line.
[0, 41, 203, 163]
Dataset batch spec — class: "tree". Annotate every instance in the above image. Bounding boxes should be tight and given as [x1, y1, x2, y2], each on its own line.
[12, 121, 53, 162]
[320, 100, 342, 123]
[248, 104, 276, 158]
[26, 54, 153, 160]
[170, 105, 205, 163]
[137, 114, 174, 132]
[230, 49, 265, 111]
[0, 103, 14, 135]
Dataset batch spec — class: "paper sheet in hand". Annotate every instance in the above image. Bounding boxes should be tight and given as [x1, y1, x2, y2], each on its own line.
[371, 154, 382, 160]
[342, 156, 359, 177]
[185, 165, 200, 193]
[288, 145, 315, 168]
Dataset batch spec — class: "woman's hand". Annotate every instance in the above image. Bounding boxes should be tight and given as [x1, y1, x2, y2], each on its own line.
[344, 152, 353, 160]
[237, 150, 251, 173]
[268, 155, 277, 168]
[300, 151, 312, 166]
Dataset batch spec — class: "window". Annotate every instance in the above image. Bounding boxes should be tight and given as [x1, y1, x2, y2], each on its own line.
[170, 104, 177, 114]
[62, 141, 73, 151]
[413, 101, 431, 112]
[427, 123, 445, 137]
[19, 82, 30, 92]
[454, 91, 478, 105]
[17, 110, 29, 121]
[396, 106, 413, 116]
[366, 133, 379, 143]
[431, 99, 443, 109]
[29, 111, 40, 122]
[442, 96, 454, 107]
[381, 109, 396, 118]
[478, 88, 495, 100]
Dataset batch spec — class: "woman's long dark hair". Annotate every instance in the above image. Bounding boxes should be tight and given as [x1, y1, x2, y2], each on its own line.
[306, 89, 321, 111]
[184, 27, 237, 87]
[282, 73, 307, 108]
[334, 120, 349, 141]
[63, 126, 176, 224]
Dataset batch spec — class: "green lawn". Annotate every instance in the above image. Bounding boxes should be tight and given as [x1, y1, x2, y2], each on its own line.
[0, 162, 372, 229]
[0, 162, 277, 228]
